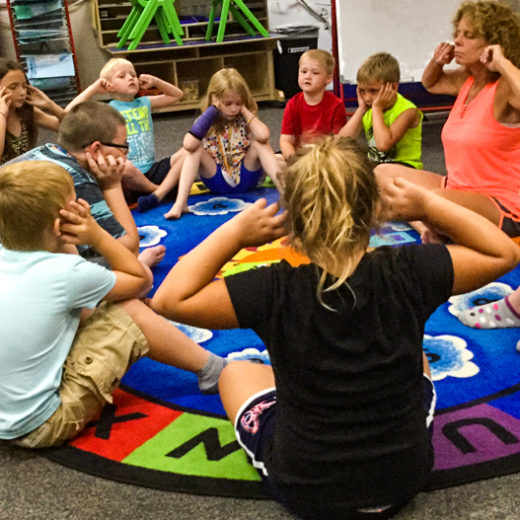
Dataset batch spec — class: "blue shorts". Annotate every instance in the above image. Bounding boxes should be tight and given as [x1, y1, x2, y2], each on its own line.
[202, 162, 263, 194]
[235, 375, 436, 519]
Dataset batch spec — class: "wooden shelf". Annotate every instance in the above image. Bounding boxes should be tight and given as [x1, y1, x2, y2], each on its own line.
[91, 0, 282, 112]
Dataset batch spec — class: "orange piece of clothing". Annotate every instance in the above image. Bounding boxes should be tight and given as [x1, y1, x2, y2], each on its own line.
[441, 76, 520, 219]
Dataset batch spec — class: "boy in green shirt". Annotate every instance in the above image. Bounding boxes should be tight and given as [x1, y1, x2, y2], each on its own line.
[340, 52, 423, 169]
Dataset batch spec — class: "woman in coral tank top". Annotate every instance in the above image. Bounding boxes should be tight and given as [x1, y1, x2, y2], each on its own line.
[376, 1, 520, 243]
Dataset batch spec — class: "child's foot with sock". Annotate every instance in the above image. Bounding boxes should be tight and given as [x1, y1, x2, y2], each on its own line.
[137, 193, 160, 212]
[197, 353, 227, 394]
[457, 296, 520, 329]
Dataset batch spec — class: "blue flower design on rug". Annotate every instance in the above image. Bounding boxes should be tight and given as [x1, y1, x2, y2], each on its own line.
[424, 334, 479, 381]
[169, 321, 213, 344]
[447, 282, 514, 317]
[227, 347, 270, 364]
[189, 197, 252, 216]
[137, 225, 168, 247]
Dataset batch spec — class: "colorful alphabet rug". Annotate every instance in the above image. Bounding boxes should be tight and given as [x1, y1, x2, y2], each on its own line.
[42, 187, 520, 497]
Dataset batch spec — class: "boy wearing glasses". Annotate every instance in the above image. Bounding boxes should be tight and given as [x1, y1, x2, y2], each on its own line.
[1, 102, 165, 270]
[67, 58, 184, 212]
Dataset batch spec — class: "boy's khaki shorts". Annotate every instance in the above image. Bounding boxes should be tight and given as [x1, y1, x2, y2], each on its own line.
[14, 301, 149, 449]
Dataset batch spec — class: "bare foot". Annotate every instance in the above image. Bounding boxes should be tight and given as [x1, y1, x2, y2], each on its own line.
[164, 202, 189, 220]
[138, 245, 166, 267]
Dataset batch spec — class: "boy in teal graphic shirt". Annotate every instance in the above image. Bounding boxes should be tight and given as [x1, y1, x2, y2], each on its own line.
[340, 52, 423, 169]
[67, 58, 184, 211]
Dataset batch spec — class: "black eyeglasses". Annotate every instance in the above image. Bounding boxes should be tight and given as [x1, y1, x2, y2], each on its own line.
[83, 141, 130, 154]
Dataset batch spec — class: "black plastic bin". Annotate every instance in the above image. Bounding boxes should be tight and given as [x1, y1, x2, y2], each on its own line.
[272, 25, 319, 102]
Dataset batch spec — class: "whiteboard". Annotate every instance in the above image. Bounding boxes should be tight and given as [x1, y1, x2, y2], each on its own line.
[335, 0, 460, 83]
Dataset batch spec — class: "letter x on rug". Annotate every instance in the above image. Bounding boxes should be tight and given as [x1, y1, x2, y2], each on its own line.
[42, 186, 520, 498]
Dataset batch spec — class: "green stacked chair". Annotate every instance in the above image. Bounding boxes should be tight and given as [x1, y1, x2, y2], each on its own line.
[205, 0, 270, 43]
[117, 0, 184, 50]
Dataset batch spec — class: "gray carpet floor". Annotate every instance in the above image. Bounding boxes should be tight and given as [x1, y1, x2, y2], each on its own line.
[1, 104, 519, 520]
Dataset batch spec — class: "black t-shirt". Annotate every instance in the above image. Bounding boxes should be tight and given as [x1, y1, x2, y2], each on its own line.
[225, 243, 453, 509]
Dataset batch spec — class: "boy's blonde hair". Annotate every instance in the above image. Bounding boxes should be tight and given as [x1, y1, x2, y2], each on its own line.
[299, 49, 335, 75]
[453, 1, 520, 68]
[0, 161, 74, 251]
[99, 58, 135, 80]
[357, 52, 400, 84]
[58, 101, 126, 152]
[282, 136, 379, 303]
[201, 68, 257, 125]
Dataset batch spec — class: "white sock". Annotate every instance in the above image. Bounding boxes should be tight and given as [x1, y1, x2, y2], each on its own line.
[457, 296, 520, 329]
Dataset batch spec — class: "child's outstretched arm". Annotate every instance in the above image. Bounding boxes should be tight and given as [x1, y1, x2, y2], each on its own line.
[59, 198, 149, 300]
[153, 199, 287, 328]
[384, 178, 520, 295]
[139, 74, 183, 109]
[279, 133, 296, 159]
[64, 78, 111, 112]
[370, 83, 419, 152]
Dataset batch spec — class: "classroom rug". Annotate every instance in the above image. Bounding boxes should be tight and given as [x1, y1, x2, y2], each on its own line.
[42, 187, 520, 497]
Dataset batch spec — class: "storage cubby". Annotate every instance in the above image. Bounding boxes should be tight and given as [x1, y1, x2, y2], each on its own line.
[91, 0, 282, 112]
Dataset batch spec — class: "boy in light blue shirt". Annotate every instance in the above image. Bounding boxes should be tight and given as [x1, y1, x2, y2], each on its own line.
[0, 160, 226, 447]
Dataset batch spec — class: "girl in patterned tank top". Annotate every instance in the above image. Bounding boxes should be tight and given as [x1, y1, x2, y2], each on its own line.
[0, 58, 65, 165]
[163, 68, 282, 220]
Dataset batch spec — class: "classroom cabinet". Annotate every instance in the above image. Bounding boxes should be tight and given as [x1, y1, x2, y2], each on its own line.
[91, 0, 282, 111]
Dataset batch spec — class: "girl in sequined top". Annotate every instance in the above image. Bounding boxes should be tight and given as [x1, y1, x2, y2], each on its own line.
[163, 68, 282, 220]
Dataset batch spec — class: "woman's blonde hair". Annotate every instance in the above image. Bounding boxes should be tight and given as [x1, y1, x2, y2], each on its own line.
[453, 1, 520, 68]
[201, 68, 257, 131]
[282, 136, 379, 303]
[0, 161, 73, 251]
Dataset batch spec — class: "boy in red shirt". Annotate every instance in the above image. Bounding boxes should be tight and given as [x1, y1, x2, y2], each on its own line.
[279, 49, 346, 159]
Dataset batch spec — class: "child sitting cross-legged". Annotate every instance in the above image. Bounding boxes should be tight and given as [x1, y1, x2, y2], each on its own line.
[339, 52, 423, 169]
[66, 58, 183, 211]
[279, 49, 346, 160]
[0, 161, 227, 448]
[152, 136, 519, 520]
